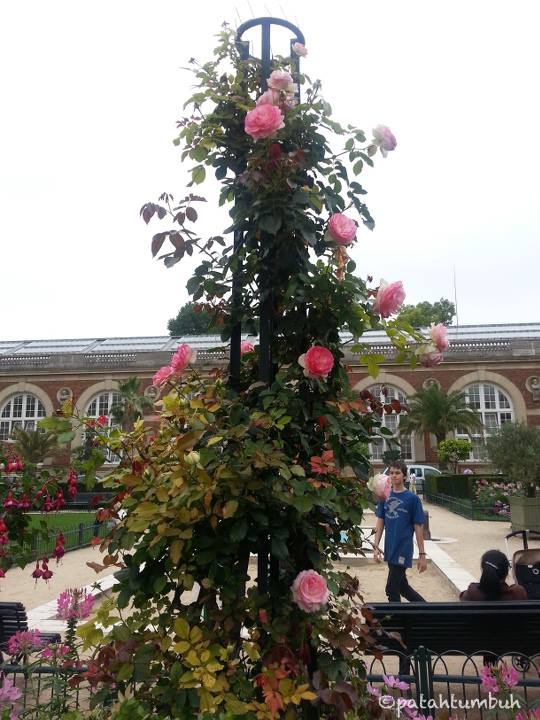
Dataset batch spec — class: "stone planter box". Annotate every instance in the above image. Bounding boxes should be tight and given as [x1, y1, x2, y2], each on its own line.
[510, 495, 540, 532]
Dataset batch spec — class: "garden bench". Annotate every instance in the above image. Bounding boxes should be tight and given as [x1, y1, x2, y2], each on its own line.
[367, 601, 540, 660]
[0, 602, 61, 660]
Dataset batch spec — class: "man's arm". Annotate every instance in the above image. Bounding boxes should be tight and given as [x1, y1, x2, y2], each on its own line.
[414, 524, 427, 573]
[373, 517, 384, 563]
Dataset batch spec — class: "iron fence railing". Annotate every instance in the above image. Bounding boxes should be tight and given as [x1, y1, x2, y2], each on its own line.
[30, 520, 109, 560]
[425, 491, 510, 522]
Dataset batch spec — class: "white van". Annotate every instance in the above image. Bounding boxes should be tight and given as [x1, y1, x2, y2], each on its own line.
[382, 464, 441, 492]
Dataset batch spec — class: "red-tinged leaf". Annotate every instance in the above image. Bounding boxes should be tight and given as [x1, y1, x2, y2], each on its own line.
[169, 231, 185, 251]
[151, 232, 167, 257]
[156, 205, 167, 219]
[90, 537, 103, 547]
[383, 403, 394, 414]
[186, 206, 198, 222]
[391, 398, 402, 413]
[87, 561, 106, 573]
[174, 212, 185, 225]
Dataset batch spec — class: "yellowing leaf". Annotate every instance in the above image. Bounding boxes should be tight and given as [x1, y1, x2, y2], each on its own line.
[170, 540, 184, 565]
[222, 500, 238, 518]
[174, 617, 190, 639]
[207, 436, 223, 447]
[189, 626, 203, 643]
[173, 640, 191, 654]
[156, 487, 169, 503]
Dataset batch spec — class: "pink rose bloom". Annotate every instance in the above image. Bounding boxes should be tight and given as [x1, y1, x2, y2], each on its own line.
[153, 364, 174, 387]
[267, 70, 295, 93]
[57, 588, 94, 621]
[256, 89, 280, 106]
[245, 104, 285, 141]
[374, 280, 406, 318]
[240, 340, 255, 355]
[171, 343, 197, 373]
[291, 570, 330, 613]
[373, 124, 397, 157]
[430, 323, 449, 351]
[298, 346, 334, 379]
[325, 213, 357, 246]
[368, 474, 391, 501]
[292, 42, 307, 57]
[418, 344, 444, 368]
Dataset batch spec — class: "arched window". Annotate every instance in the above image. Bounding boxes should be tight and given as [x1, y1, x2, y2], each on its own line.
[85, 391, 122, 463]
[457, 383, 514, 460]
[0, 393, 46, 441]
[368, 384, 412, 461]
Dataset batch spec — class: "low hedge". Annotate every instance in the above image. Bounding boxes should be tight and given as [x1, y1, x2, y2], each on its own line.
[424, 473, 507, 500]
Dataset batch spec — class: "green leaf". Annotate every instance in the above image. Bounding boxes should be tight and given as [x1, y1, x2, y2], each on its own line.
[57, 431, 76, 444]
[116, 662, 134, 682]
[191, 146, 208, 162]
[270, 536, 288, 559]
[259, 214, 282, 235]
[353, 159, 363, 175]
[230, 518, 248, 542]
[192, 166, 206, 184]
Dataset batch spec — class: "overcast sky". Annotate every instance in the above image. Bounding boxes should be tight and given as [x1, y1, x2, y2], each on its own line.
[1, 0, 539, 341]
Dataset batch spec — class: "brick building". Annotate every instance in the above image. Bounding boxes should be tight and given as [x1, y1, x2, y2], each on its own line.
[1, 324, 539, 469]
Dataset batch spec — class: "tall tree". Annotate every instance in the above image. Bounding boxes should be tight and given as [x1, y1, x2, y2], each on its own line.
[399, 384, 483, 447]
[167, 302, 221, 336]
[399, 298, 455, 327]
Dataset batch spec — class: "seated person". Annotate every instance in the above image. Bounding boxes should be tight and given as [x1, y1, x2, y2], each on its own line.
[460, 549, 527, 601]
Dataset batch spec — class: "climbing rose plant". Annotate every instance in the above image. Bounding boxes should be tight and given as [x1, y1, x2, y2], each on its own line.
[61, 24, 439, 718]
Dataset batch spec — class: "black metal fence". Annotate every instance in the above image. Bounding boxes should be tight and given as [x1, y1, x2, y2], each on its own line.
[30, 520, 109, 560]
[425, 491, 510, 522]
[367, 647, 540, 719]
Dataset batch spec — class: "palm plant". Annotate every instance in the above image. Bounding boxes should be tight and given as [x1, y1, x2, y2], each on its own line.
[11, 427, 59, 465]
[110, 377, 153, 432]
[399, 384, 483, 448]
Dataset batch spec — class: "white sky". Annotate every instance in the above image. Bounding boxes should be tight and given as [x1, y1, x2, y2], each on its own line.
[1, 0, 539, 341]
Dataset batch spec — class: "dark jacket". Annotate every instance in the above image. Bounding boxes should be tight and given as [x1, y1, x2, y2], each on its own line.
[460, 581, 528, 601]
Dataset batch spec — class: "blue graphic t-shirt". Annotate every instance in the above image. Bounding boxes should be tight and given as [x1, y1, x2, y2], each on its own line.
[375, 490, 425, 568]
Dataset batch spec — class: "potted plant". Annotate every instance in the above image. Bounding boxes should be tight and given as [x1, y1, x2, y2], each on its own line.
[486, 423, 540, 531]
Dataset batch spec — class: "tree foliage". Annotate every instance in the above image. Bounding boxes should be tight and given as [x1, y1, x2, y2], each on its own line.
[398, 298, 455, 327]
[399, 384, 483, 446]
[486, 423, 540, 498]
[437, 438, 472, 473]
[10, 428, 59, 466]
[167, 302, 223, 336]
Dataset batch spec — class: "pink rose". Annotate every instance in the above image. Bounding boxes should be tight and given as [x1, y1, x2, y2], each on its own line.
[418, 344, 443, 368]
[298, 346, 334, 379]
[292, 42, 307, 57]
[245, 104, 285, 141]
[374, 280, 406, 318]
[256, 89, 280, 106]
[430, 323, 449, 351]
[373, 124, 397, 157]
[153, 364, 174, 387]
[325, 213, 357, 246]
[291, 570, 330, 613]
[171, 343, 196, 373]
[368, 474, 391, 501]
[267, 70, 294, 93]
[240, 340, 255, 355]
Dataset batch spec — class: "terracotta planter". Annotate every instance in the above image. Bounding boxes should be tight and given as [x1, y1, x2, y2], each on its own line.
[509, 495, 540, 532]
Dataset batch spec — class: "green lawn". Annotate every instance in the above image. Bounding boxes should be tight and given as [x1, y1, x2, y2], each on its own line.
[25, 511, 107, 557]
[27, 511, 97, 533]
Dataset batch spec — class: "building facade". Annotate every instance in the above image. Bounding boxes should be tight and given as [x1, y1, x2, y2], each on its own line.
[1, 324, 539, 469]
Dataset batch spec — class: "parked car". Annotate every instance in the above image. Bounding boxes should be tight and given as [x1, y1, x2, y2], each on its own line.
[381, 464, 441, 493]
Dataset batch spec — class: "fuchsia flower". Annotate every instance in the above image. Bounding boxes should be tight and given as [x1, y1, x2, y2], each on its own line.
[292, 42, 308, 57]
[373, 279, 406, 318]
[57, 588, 94, 621]
[240, 340, 255, 355]
[7, 629, 43, 656]
[325, 213, 357, 246]
[372, 124, 397, 157]
[171, 343, 197, 373]
[430, 323, 449, 351]
[267, 70, 295, 93]
[298, 346, 334, 380]
[292, 570, 330, 613]
[245, 104, 285, 141]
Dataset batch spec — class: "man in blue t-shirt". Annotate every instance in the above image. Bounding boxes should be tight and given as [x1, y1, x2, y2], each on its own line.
[373, 461, 427, 602]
